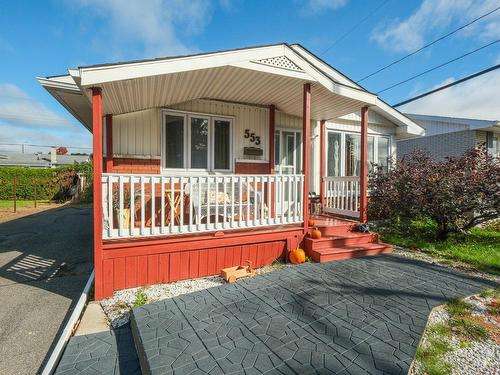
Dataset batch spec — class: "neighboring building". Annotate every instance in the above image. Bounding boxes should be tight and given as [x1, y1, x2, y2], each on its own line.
[0, 150, 89, 167]
[39, 43, 423, 299]
[398, 114, 500, 160]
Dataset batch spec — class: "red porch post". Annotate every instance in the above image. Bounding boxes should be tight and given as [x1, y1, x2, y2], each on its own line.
[302, 83, 311, 233]
[319, 119, 326, 209]
[359, 106, 369, 223]
[268, 105, 276, 218]
[105, 114, 113, 173]
[92, 87, 104, 300]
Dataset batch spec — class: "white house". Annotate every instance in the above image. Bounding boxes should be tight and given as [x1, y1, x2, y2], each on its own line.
[39, 43, 424, 299]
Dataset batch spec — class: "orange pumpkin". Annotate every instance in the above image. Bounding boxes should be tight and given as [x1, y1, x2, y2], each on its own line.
[311, 227, 322, 239]
[308, 218, 315, 227]
[289, 248, 306, 264]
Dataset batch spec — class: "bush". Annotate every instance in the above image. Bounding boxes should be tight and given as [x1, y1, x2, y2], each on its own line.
[368, 147, 500, 240]
[0, 162, 93, 202]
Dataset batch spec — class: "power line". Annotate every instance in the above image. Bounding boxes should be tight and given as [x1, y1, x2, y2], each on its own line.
[321, 0, 391, 54]
[376, 39, 499, 94]
[393, 63, 500, 107]
[357, 5, 500, 82]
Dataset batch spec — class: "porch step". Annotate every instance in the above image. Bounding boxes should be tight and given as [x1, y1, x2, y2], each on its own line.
[306, 242, 393, 263]
[304, 232, 377, 251]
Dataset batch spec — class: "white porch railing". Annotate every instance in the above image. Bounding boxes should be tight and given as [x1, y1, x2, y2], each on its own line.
[102, 173, 304, 240]
[323, 176, 360, 219]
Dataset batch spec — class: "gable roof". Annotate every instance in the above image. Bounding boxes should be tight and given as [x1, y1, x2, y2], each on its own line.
[38, 43, 423, 137]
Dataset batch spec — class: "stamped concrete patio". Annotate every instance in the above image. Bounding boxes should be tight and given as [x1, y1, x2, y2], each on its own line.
[56, 254, 496, 375]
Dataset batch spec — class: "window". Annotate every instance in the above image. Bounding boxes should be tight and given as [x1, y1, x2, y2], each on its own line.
[163, 111, 232, 172]
[377, 137, 390, 173]
[327, 132, 341, 176]
[345, 134, 360, 176]
[165, 115, 184, 168]
[326, 130, 391, 176]
[190, 116, 209, 169]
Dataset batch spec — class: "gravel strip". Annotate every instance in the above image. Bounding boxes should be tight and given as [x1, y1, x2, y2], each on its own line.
[411, 293, 500, 375]
[447, 340, 500, 375]
[100, 263, 291, 328]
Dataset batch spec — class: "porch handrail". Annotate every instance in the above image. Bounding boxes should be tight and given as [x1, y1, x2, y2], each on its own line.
[101, 173, 304, 240]
[323, 176, 360, 218]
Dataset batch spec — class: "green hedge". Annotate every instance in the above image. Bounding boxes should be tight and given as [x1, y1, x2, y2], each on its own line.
[0, 162, 93, 201]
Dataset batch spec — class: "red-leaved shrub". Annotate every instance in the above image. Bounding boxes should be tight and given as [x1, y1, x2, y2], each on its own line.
[368, 147, 500, 240]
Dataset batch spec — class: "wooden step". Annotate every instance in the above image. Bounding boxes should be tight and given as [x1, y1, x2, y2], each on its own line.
[304, 233, 377, 251]
[306, 242, 393, 263]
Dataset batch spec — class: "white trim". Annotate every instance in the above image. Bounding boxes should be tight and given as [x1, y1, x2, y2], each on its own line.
[41, 270, 95, 375]
[236, 159, 269, 164]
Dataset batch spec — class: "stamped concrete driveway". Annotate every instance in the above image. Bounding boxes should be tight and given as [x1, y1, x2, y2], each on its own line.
[55, 254, 496, 375]
[0, 205, 93, 375]
[131, 255, 496, 375]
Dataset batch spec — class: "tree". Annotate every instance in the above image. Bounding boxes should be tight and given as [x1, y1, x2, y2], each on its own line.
[368, 147, 500, 240]
[56, 146, 68, 155]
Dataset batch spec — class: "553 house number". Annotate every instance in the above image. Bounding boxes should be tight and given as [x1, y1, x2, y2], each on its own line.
[244, 129, 261, 145]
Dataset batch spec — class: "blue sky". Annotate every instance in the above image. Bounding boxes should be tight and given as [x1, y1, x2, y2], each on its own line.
[0, 0, 499, 153]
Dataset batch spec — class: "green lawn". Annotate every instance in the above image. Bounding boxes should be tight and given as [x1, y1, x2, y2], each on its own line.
[380, 222, 500, 276]
[0, 199, 51, 209]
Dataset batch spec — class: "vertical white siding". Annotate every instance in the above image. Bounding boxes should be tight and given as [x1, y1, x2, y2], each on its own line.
[112, 108, 161, 157]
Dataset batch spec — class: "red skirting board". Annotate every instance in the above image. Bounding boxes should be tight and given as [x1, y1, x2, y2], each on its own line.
[100, 241, 285, 298]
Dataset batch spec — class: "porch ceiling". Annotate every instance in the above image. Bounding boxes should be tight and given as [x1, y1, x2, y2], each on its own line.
[91, 65, 370, 121]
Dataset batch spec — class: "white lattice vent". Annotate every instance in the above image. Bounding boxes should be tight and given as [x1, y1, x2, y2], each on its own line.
[253, 56, 304, 72]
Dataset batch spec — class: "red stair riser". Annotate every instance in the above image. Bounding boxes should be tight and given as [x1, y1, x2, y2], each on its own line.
[305, 234, 376, 250]
[318, 247, 392, 262]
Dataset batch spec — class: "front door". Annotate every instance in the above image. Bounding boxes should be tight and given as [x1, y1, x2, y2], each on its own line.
[274, 129, 302, 215]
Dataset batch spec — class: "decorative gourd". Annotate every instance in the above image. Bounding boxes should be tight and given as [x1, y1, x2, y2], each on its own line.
[311, 227, 322, 239]
[289, 248, 306, 264]
[308, 218, 315, 227]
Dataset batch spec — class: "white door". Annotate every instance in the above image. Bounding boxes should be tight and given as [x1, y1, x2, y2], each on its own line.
[274, 130, 302, 216]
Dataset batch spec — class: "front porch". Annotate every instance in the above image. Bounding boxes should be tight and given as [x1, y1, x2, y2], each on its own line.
[39, 44, 423, 299]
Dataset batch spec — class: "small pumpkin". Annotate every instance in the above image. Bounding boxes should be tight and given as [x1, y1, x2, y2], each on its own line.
[289, 248, 306, 264]
[308, 218, 315, 227]
[311, 227, 322, 239]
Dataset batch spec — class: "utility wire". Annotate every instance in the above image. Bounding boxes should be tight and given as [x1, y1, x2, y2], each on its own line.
[393, 63, 500, 107]
[321, 0, 391, 54]
[376, 39, 499, 94]
[357, 5, 500, 82]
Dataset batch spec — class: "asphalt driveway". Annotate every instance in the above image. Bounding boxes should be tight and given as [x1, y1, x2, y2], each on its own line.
[0, 205, 93, 375]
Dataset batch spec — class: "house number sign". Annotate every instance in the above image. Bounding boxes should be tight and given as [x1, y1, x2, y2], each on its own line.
[244, 129, 261, 145]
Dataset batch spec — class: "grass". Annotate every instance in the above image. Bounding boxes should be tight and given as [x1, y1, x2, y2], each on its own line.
[445, 298, 472, 317]
[379, 220, 500, 275]
[415, 334, 453, 375]
[0, 199, 51, 209]
[415, 294, 494, 375]
[480, 288, 500, 299]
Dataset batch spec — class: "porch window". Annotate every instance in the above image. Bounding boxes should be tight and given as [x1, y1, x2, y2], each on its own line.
[163, 111, 233, 172]
[345, 134, 360, 176]
[327, 132, 341, 176]
[376, 137, 390, 173]
[190, 116, 209, 169]
[326, 130, 392, 176]
[165, 114, 184, 168]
